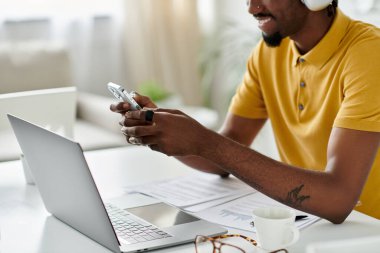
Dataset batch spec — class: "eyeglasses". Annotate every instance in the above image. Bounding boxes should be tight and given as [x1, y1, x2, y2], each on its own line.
[194, 234, 288, 253]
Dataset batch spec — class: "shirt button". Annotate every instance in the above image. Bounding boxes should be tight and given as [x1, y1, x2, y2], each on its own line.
[300, 82, 306, 88]
[299, 58, 305, 63]
[298, 104, 304, 111]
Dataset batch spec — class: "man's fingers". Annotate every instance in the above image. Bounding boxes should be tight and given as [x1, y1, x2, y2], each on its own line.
[122, 129, 158, 147]
[133, 93, 158, 108]
[140, 136, 158, 146]
[122, 125, 157, 137]
[124, 108, 185, 124]
[119, 117, 150, 127]
[110, 102, 131, 113]
[125, 109, 157, 122]
[153, 108, 185, 115]
[128, 137, 143, 145]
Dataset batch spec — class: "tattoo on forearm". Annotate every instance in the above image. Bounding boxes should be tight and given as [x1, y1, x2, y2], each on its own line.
[285, 184, 310, 207]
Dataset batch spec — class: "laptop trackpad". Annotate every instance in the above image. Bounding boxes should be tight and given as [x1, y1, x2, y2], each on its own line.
[127, 202, 200, 228]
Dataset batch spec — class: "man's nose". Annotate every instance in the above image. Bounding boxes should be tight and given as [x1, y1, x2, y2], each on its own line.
[247, 0, 264, 14]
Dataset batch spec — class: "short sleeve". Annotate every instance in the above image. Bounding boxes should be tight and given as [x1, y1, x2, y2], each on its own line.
[228, 43, 268, 119]
[334, 37, 380, 132]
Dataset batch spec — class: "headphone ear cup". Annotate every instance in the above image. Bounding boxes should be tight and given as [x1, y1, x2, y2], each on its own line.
[302, 0, 332, 11]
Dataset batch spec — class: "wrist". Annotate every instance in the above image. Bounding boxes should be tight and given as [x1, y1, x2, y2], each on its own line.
[196, 128, 222, 158]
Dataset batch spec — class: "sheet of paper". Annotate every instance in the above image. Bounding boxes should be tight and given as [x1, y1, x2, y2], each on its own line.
[125, 174, 254, 208]
[183, 191, 253, 213]
[195, 192, 320, 232]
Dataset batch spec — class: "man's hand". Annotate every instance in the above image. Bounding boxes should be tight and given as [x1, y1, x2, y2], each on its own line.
[121, 109, 211, 156]
[109, 92, 157, 115]
[110, 93, 158, 145]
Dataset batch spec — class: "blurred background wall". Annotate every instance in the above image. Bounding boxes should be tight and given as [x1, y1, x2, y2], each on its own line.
[1, 0, 379, 111]
[1, 0, 379, 159]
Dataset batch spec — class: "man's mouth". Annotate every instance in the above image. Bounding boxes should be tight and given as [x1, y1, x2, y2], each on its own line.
[257, 17, 272, 26]
[254, 14, 275, 32]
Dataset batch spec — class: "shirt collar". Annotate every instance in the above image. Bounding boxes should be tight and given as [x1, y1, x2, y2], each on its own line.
[291, 9, 351, 68]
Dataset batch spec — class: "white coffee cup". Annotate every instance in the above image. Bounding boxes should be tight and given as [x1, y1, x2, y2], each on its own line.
[253, 207, 300, 251]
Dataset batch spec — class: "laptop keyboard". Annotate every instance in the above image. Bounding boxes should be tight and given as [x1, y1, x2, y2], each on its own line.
[105, 204, 172, 244]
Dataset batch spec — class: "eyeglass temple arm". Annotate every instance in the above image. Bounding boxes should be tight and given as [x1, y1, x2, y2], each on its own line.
[270, 249, 288, 253]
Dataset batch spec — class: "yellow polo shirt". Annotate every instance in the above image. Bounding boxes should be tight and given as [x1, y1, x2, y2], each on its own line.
[229, 9, 380, 218]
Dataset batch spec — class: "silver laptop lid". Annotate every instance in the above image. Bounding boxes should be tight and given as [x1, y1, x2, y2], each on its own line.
[7, 114, 121, 253]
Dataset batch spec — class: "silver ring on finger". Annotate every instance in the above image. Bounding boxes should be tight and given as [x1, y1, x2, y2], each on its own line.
[121, 132, 133, 144]
[125, 135, 133, 144]
[129, 136, 143, 145]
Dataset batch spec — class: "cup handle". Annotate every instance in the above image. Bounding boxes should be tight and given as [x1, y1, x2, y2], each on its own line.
[283, 225, 300, 248]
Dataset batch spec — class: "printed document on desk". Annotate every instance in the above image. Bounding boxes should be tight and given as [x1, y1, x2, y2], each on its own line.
[195, 192, 320, 232]
[125, 173, 254, 210]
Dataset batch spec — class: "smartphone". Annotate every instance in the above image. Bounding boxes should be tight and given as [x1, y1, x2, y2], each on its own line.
[107, 82, 142, 110]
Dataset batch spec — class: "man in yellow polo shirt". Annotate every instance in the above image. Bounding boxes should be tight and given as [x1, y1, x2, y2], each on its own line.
[112, 0, 380, 222]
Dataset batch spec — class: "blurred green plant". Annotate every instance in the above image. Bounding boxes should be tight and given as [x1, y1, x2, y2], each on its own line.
[199, 19, 260, 112]
[138, 80, 171, 102]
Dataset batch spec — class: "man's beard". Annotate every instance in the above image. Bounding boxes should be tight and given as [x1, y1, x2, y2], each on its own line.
[262, 32, 283, 47]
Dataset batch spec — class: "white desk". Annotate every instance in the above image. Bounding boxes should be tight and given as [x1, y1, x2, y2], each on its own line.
[1, 146, 380, 253]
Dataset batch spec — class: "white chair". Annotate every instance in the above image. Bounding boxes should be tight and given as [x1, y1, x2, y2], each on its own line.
[0, 41, 125, 162]
[0, 87, 77, 161]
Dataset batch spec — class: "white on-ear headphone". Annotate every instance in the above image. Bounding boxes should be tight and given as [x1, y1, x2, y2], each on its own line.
[301, 0, 333, 11]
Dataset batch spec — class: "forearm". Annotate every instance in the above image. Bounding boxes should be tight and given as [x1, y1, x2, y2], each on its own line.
[199, 130, 357, 223]
[174, 114, 265, 177]
[175, 155, 230, 177]
[121, 109, 378, 223]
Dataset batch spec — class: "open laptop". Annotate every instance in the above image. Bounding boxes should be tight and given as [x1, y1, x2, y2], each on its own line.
[8, 114, 227, 253]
